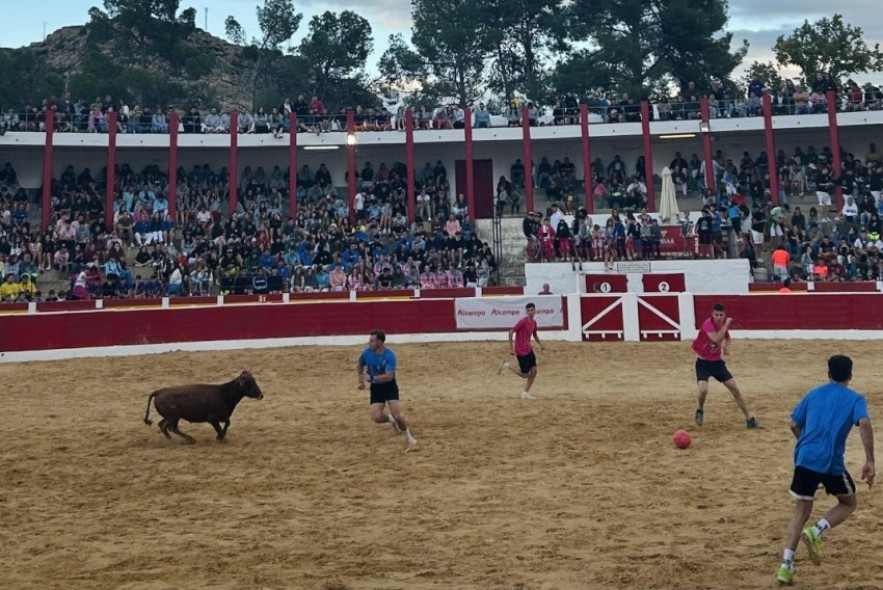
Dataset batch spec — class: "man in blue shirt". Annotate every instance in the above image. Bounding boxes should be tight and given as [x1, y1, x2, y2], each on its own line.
[357, 330, 417, 450]
[776, 355, 875, 585]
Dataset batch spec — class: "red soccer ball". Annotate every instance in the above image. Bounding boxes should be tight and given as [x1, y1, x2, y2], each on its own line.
[673, 429, 692, 449]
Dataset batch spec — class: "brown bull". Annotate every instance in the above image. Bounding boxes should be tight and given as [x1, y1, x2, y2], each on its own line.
[143, 371, 263, 444]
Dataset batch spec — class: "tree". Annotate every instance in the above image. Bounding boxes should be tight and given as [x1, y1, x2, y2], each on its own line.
[560, 0, 747, 99]
[89, 0, 197, 67]
[482, 0, 570, 105]
[410, 0, 491, 106]
[377, 34, 430, 96]
[773, 14, 883, 84]
[224, 0, 302, 107]
[297, 11, 373, 100]
[0, 49, 64, 108]
[742, 61, 783, 94]
[224, 16, 246, 46]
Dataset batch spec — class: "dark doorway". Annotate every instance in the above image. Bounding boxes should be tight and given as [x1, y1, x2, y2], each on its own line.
[455, 159, 494, 219]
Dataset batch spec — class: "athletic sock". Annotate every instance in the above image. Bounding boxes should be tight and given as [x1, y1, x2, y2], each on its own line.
[782, 548, 795, 567]
[813, 518, 831, 536]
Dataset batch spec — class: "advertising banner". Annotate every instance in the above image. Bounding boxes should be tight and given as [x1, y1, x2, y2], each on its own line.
[659, 225, 696, 255]
[454, 296, 564, 329]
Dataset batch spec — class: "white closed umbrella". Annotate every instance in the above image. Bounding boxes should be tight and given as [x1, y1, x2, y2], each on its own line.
[659, 166, 679, 224]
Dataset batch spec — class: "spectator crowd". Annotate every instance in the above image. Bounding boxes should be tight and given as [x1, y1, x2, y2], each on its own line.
[0, 156, 502, 303]
[3, 70, 881, 140]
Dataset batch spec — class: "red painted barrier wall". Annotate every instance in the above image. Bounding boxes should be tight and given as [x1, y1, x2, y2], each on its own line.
[693, 294, 883, 330]
[5, 292, 883, 355]
[0, 300, 458, 353]
[748, 282, 877, 293]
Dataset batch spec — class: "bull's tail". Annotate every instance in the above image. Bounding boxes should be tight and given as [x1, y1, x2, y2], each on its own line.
[144, 392, 157, 426]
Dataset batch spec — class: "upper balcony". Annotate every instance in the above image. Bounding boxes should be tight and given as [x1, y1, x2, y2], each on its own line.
[4, 103, 883, 151]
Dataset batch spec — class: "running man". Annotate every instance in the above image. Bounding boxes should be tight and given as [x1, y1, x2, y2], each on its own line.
[692, 302, 760, 428]
[776, 355, 875, 585]
[498, 302, 544, 400]
[357, 330, 417, 449]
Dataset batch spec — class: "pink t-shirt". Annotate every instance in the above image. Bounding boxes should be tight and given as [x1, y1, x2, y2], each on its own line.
[692, 317, 729, 361]
[512, 317, 537, 356]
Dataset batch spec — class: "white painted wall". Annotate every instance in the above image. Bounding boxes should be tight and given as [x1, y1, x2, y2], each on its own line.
[525, 259, 751, 296]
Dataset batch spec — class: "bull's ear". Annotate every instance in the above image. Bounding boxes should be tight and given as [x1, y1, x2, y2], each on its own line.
[239, 370, 251, 379]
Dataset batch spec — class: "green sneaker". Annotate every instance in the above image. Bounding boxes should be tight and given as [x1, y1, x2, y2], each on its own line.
[695, 408, 704, 426]
[746, 417, 761, 429]
[802, 526, 822, 565]
[776, 564, 794, 585]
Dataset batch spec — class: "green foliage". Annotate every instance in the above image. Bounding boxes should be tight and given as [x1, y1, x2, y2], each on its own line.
[551, 49, 614, 98]
[225, 16, 246, 46]
[742, 61, 783, 93]
[410, 0, 491, 106]
[378, 34, 429, 92]
[297, 11, 372, 99]
[224, 0, 303, 108]
[88, 0, 199, 69]
[322, 77, 381, 112]
[254, 0, 302, 52]
[560, 0, 747, 99]
[183, 48, 215, 80]
[0, 49, 67, 107]
[773, 14, 883, 84]
[483, 0, 569, 106]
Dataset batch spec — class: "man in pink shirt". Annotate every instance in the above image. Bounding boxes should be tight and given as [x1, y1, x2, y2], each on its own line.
[498, 302, 545, 400]
[692, 302, 761, 428]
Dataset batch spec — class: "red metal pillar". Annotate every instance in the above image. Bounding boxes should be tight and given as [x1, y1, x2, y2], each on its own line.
[699, 98, 715, 192]
[105, 110, 117, 228]
[640, 101, 655, 211]
[405, 109, 416, 224]
[168, 111, 178, 222]
[40, 113, 55, 230]
[463, 107, 475, 220]
[761, 94, 780, 206]
[289, 112, 298, 218]
[228, 111, 239, 216]
[521, 106, 534, 213]
[826, 90, 843, 211]
[579, 103, 593, 213]
[347, 110, 356, 223]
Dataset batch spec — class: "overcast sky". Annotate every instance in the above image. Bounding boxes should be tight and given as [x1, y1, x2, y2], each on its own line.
[2, 1, 882, 86]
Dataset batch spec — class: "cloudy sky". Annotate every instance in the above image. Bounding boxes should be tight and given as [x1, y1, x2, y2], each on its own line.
[2, 1, 882, 85]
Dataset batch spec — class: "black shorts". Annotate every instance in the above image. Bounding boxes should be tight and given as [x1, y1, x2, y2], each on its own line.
[369, 381, 400, 405]
[517, 351, 537, 374]
[695, 358, 733, 383]
[790, 465, 856, 500]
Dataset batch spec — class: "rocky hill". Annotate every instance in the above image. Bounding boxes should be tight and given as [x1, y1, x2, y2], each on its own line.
[26, 24, 255, 108]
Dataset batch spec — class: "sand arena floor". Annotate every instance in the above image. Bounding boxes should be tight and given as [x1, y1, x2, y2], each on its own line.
[1, 340, 881, 590]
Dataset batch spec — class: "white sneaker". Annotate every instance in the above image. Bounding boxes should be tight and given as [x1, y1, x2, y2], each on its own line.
[498, 360, 509, 375]
[405, 434, 418, 450]
[521, 391, 536, 400]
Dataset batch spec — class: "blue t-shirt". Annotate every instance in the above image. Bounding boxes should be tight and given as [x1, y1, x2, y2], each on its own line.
[792, 382, 869, 474]
[358, 347, 397, 381]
